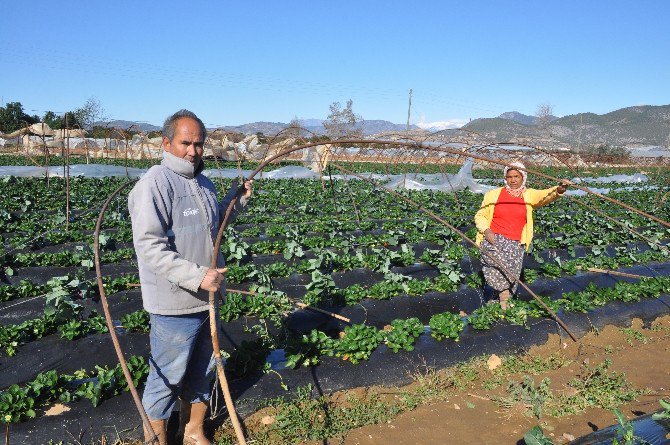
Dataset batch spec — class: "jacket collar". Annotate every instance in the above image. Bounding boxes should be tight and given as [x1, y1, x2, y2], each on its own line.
[162, 150, 204, 179]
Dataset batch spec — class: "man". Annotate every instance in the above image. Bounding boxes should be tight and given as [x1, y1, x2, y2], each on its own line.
[128, 110, 252, 444]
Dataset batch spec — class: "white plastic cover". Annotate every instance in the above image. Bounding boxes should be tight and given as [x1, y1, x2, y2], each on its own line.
[0, 158, 654, 195]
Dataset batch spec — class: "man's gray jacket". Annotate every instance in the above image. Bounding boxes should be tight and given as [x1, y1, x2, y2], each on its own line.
[128, 151, 246, 315]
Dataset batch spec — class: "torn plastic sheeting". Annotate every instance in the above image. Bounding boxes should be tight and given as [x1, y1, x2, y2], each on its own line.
[0, 159, 497, 194]
[629, 146, 670, 158]
[257, 165, 319, 179]
[383, 158, 494, 193]
[0, 165, 147, 178]
[566, 185, 658, 196]
[329, 158, 495, 193]
[204, 166, 322, 180]
[572, 173, 649, 184]
[61, 164, 147, 178]
[0, 165, 48, 177]
[201, 168, 255, 179]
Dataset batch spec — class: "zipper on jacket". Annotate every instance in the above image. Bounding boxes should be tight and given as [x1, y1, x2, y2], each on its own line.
[191, 177, 216, 251]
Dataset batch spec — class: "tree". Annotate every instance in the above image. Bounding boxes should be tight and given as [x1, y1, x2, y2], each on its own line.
[89, 126, 114, 138]
[323, 99, 362, 139]
[74, 97, 105, 130]
[42, 111, 61, 129]
[286, 116, 303, 138]
[42, 111, 81, 129]
[535, 103, 554, 134]
[0, 102, 39, 133]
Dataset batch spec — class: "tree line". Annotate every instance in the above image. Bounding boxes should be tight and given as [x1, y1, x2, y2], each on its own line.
[0, 98, 104, 135]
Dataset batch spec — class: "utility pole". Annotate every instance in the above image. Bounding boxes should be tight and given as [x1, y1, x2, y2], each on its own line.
[406, 89, 412, 134]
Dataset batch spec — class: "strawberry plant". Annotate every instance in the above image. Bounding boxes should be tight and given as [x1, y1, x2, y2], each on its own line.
[220, 292, 250, 322]
[263, 261, 294, 278]
[429, 312, 464, 341]
[222, 227, 250, 262]
[285, 330, 336, 368]
[303, 270, 337, 305]
[469, 303, 504, 330]
[0, 355, 149, 422]
[384, 317, 424, 352]
[341, 283, 368, 305]
[0, 385, 36, 423]
[58, 319, 90, 341]
[0, 279, 48, 303]
[335, 324, 383, 364]
[120, 310, 150, 333]
[652, 399, 670, 421]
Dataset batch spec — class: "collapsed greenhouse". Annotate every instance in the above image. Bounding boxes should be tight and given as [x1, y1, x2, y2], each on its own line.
[0, 135, 669, 444]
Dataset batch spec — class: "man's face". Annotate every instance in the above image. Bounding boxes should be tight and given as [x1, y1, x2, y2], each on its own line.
[505, 169, 524, 189]
[164, 117, 204, 165]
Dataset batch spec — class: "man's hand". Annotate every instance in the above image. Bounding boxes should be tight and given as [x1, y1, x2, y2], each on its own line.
[484, 228, 496, 245]
[200, 267, 228, 292]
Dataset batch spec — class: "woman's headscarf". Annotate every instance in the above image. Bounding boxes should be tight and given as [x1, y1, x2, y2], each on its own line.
[504, 161, 527, 197]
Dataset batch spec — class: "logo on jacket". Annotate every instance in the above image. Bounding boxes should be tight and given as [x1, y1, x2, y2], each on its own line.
[183, 208, 200, 216]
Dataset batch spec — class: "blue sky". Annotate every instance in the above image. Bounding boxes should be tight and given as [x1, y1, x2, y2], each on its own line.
[1, 0, 668, 129]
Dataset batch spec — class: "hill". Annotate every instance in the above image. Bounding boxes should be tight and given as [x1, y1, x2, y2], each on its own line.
[464, 105, 670, 147]
[219, 119, 418, 136]
[498, 111, 557, 126]
[93, 120, 161, 133]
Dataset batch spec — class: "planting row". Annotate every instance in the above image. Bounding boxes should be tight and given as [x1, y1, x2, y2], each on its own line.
[4, 272, 668, 425]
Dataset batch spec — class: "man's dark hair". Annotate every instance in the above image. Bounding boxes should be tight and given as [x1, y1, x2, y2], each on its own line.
[162, 109, 207, 142]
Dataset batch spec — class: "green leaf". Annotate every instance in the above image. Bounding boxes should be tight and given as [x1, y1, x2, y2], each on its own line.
[523, 426, 554, 445]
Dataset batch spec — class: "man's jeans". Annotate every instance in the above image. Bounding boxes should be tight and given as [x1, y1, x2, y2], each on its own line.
[142, 311, 216, 420]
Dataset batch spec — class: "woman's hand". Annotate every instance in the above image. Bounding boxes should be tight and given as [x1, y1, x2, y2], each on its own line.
[484, 228, 496, 245]
[557, 179, 573, 194]
[242, 180, 253, 199]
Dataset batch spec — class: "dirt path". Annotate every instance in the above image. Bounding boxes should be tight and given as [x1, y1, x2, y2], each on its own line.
[326, 317, 670, 445]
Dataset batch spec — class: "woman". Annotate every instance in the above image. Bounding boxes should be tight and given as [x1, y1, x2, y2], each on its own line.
[474, 161, 569, 309]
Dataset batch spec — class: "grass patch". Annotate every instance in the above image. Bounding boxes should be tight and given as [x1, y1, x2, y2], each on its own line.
[215, 362, 465, 444]
[620, 327, 648, 345]
[482, 354, 572, 390]
[492, 359, 646, 420]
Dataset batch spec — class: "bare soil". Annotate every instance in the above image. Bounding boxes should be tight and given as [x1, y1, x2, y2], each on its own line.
[294, 316, 670, 445]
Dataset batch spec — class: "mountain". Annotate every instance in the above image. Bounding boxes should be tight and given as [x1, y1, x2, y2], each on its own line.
[219, 119, 418, 136]
[362, 120, 418, 135]
[221, 121, 288, 135]
[498, 111, 557, 126]
[298, 119, 323, 127]
[464, 105, 670, 147]
[93, 120, 161, 133]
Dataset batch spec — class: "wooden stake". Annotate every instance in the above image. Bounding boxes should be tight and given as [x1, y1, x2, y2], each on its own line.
[228, 288, 351, 323]
[586, 267, 648, 280]
[294, 302, 351, 323]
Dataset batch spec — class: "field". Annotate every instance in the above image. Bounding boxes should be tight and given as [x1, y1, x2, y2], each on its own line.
[0, 153, 669, 444]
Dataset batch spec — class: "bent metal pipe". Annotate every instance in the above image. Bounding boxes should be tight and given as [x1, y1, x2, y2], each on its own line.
[93, 181, 158, 445]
